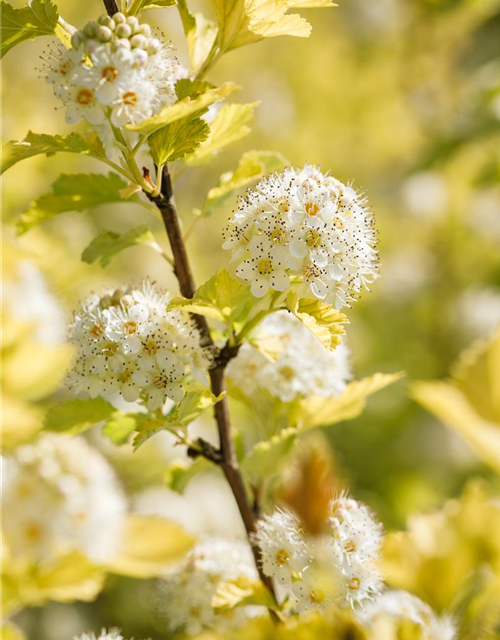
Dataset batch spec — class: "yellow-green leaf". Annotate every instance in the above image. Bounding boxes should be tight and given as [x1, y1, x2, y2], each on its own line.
[126, 83, 238, 135]
[81, 225, 157, 268]
[197, 149, 288, 215]
[286, 294, 348, 350]
[169, 268, 253, 323]
[177, 0, 218, 74]
[212, 576, 275, 610]
[106, 514, 194, 578]
[1, 0, 59, 59]
[186, 102, 260, 165]
[44, 398, 116, 435]
[164, 457, 213, 493]
[242, 427, 297, 478]
[1, 131, 106, 174]
[149, 116, 210, 165]
[292, 372, 405, 430]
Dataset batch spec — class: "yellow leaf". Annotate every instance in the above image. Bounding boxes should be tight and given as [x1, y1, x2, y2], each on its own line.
[106, 514, 194, 578]
[126, 83, 238, 135]
[212, 576, 275, 610]
[292, 372, 405, 430]
[1, 396, 42, 451]
[286, 294, 348, 350]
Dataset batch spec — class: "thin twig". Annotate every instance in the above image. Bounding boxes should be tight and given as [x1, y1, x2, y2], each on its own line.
[146, 165, 278, 604]
[103, 0, 119, 16]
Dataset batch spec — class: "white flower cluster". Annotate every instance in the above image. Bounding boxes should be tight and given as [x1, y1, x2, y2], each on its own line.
[158, 538, 264, 635]
[1, 433, 126, 563]
[223, 164, 379, 308]
[360, 590, 457, 640]
[255, 495, 384, 614]
[44, 12, 178, 128]
[227, 311, 351, 402]
[67, 280, 210, 410]
[73, 630, 124, 640]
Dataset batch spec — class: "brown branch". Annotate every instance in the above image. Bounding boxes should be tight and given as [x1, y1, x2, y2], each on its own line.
[147, 165, 277, 604]
[102, 0, 119, 16]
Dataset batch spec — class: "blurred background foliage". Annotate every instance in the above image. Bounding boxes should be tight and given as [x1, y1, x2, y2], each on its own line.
[2, 0, 500, 636]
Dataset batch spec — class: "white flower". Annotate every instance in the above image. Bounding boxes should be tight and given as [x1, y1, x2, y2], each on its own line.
[73, 630, 124, 640]
[67, 280, 210, 410]
[359, 590, 457, 640]
[227, 311, 352, 402]
[329, 493, 384, 607]
[224, 165, 379, 308]
[158, 537, 263, 635]
[291, 545, 344, 613]
[44, 12, 179, 129]
[1, 433, 126, 563]
[254, 509, 310, 585]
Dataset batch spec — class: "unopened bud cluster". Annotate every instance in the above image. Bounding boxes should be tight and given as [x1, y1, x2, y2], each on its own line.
[255, 496, 384, 612]
[67, 281, 210, 410]
[43, 12, 178, 127]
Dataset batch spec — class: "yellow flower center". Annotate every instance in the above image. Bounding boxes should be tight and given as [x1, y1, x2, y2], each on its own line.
[270, 228, 286, 244]
[117, 370, 131, 383]
[310, 588, 325, 604]
[258, 259, 274, 276]
[24, 523, 41, 541]
[90, 323, 105, 337]
[76, 88, 94, 105]
[102, 342, 118, 356]
[305, 202, 319, 216]
[344, 539, 356, 553]
[275, 548, 290, 565]
[279, 366, 295, 381]
[102, 66, 119, 82]
[348, 577, 360, 591]
[123, 321, 137, 335]
[144, 340, 158, 356]
[305, 229, 321, 248]
[333, 216, 345, 229]
[123, 91, 138, 106]
[59, 60, 72, 76]
[277, 198, 290, 213]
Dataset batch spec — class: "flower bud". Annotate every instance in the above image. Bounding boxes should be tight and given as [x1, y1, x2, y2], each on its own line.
[131, 48, 148, 67]
[135, 23, 151, 38]
[83, 21, 98, 38]
[97, 26, 113, 42]
[112, 11, 126, 24]
[71, 30, 86, 48]
[147, 38, 161, 55]
[115, 23, 132, 39]
[126, 16, 139, 32]
[130, 34, 147, 49]
[98, 14, 115, 30]
[115, 37, 132, 50]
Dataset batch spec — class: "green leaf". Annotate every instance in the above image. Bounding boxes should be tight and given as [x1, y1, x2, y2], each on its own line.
[175, 78, 213, 100]
[164, 457, 213, 493]
[131, 0, 177, 12]
[177, 0, 218, 74]
[1, 131, 106, 175]
[17, 172, 131, 234]
[133, 389, 223, 449]
[44, 398, 116, 435]
[197, 149, 288, 215]
[169, 269, 253, 324]
[126, 82, 238, 135]
[1, 0, 59, 58]
[106, 514, 194, 578]
[149, 117, 210, 165]
[286, 294, 348, 350]
[291, 372, 405, 430]
[81, 225, 157, 268]
[241, 427, 297, 478]
[186, 102, 259, 166]
[102, 413, 143, 445]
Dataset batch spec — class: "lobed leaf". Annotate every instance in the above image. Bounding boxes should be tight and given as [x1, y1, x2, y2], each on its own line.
[1, 131, 106, 175]
[286, 294, 348, 350]
[133, 389, 222, 449]
[241, 427, 297, 479]
[291, 372, 405, 430]
[169, 268, 253, 324]
[102, 413, 144, 445]
[164, 457, 213, 493]
[197, 149, 288, 215]
[17, 172, 132, 235]
[186, 102, 260, 165]
[81, 225, 157, 268]
[106, 515, 194, 578]
[44, 398, 116, 435]
[177, 0, 218, 74]
[149, 116, 210, 165]
[1, 0, 59, 58]
[126, 83, 238, 135]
